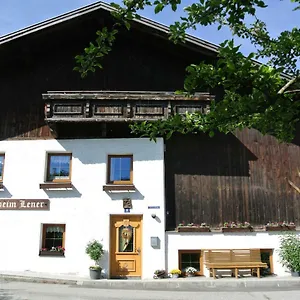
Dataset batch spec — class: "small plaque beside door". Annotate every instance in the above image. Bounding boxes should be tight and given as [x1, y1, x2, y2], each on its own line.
[123, 198, 132, 209]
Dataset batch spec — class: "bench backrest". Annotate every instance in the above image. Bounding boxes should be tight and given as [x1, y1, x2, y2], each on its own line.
[205, 249, 262, 264]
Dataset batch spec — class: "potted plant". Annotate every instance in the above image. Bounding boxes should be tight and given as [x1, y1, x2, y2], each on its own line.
[169, 269, 181, 278]
[266, 222, 296, 232]
[85, 240, 104, 280]
[153, 269, 167, 279]
[177, 222, 211, 232]
[185, 267, 197, 277]
[278, 234, 300, 276]
[222, 221, 253, 232]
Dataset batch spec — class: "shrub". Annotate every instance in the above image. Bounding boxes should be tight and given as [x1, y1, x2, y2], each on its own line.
[85, 240, 104, 267]
[278, 234, 300, 272]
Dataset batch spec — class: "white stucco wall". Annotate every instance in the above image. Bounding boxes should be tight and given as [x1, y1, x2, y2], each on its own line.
[166, 231, 300, 277]
[0, 138, 165, 279]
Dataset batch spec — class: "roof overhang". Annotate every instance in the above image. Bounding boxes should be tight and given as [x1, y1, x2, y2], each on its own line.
[0, 1, 219, 55]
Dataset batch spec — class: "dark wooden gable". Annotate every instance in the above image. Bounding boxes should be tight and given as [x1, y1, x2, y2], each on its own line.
[0, 8, 214, 140]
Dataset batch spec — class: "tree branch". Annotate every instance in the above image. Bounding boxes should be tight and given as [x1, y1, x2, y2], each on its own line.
[284, 89, 300, 94]
[288, 179, 300, 194]
[278, 75, 300, 94]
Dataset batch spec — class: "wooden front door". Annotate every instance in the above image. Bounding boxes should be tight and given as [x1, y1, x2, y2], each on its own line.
[110, 215, 142, 278]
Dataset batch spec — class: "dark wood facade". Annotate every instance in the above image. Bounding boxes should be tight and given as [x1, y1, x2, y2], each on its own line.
[0, 5, 299, 228]
[0, 8, 212, 140]
[165, 130, 300, 229]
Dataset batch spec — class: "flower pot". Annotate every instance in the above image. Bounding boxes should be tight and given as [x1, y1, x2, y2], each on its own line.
[177, 227, 211, 232]
[172, 274, 179, 278]
[155, 271, 166, 277]
[89, 268, 102, 280]
[39, 251, 65, 257]
[266, 226, 296, 232]
[222, 227, 253, 233]
[291, 271, 300, 277]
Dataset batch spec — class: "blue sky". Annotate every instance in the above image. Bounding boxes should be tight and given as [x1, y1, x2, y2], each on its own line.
[0, 0, 299, 57]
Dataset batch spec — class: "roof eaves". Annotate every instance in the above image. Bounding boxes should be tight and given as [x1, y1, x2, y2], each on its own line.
[0, 1, 219, 54]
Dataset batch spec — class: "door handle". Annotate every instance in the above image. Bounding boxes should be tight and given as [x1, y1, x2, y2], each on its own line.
[137, 247, 141, 255]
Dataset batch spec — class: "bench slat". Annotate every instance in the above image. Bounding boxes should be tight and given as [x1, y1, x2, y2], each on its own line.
[205, 249, 267, 279]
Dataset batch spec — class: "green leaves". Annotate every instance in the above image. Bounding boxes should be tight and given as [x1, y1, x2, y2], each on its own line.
[74, 0, 300, 142]
[279, 234, 300, 272]
[86, 240, 104, 264]
[74, 27, 118, 78]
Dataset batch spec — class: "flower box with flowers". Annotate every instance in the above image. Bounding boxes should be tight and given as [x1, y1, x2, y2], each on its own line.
[222, 222, 253, 232]
[39, 246, 65, 256]
[266, 222, 296, 231]
[177, 223, 211, 232]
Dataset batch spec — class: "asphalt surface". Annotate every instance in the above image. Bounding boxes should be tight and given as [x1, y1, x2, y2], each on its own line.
[0, 280, 300, 300]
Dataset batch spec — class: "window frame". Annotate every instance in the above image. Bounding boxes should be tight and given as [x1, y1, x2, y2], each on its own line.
[0, 154, 5, 182]
[46, 153, 72, 183]
[178, 250, 203, 276]
[40, 224, 66, 256]
[260, 248, 274, 274]
[107, 155, 133, 185]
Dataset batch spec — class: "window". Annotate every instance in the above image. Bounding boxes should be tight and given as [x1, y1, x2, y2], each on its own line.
[0, 154, 5, 182]
[260, 249, 274, 275]
[40, 224, 65, 256]
[118, 225, 134, 252]
[108, 155, 133, 184]
[46, 153, 72, 182]
[179, 250, 203, 275]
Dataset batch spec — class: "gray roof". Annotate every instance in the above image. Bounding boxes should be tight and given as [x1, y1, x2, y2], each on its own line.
[0, 1, 219, 54]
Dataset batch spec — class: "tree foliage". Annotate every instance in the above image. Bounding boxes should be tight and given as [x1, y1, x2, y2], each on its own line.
[75, 0, 300, 142]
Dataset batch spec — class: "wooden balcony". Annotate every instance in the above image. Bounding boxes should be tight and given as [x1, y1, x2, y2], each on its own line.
[43, 91, 214, 123]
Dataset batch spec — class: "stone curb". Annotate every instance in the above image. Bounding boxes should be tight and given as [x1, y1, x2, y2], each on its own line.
[1, 274, 300, 291]
[1, 275, 78, 286]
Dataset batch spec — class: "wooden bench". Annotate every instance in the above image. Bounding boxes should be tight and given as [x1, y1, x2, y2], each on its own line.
[205, 249, 267, 279]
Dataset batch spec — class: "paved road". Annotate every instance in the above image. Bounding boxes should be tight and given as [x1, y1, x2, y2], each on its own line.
[0, 281, 300, 300]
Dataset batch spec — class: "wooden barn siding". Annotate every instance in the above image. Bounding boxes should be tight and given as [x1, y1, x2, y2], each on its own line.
[165, 129, 300, 228]
[0, 9, 208, 140]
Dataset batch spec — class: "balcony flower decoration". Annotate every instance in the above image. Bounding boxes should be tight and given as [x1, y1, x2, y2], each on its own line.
[266, 221, 296, 231]
[177, 222, 211, 232]
[222, 221, 253, 232]
[41, 246, 65, 252]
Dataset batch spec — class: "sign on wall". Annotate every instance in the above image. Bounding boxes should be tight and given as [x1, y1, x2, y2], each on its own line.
[0, 199, 50, 210]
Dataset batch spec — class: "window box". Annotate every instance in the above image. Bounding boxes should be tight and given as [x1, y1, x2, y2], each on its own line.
[102, 184, 136, 192]
[177, 226, 211, 232]
[39, 250, 65, 257]
[39, 182, 73, 189]
[222, 227, 253, 233]
[266, 225, 296, 231]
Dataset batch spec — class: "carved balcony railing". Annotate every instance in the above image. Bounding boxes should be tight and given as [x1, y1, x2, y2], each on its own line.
[43, 91, 214, 123]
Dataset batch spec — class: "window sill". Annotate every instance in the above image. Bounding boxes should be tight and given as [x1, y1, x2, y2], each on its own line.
[103, 184, 136, 192]
[39, 251, 65, 257]
[39, 182, 73, 189]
